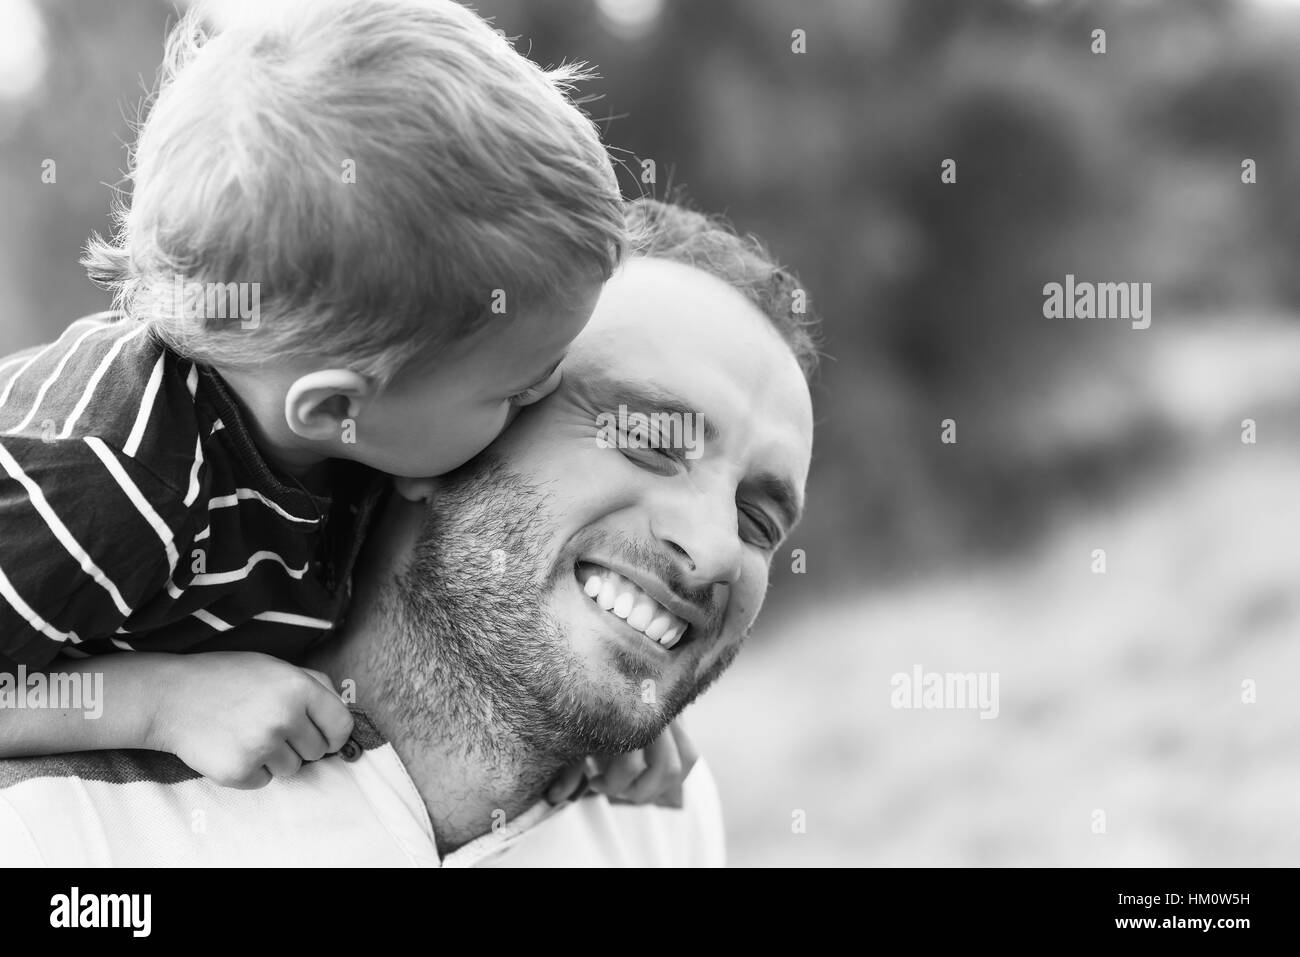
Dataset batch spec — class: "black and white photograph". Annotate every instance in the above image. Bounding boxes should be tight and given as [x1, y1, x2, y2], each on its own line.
[0, 0, 1291, 914]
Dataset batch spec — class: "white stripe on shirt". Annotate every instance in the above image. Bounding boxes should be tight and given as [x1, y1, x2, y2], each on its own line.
[0, 342, 60, 412]
[0, 315, 119, 410]
[0, 565, 82, 645]
[0, 440, 132, 617]
[76, 310, 126, 324]
[208, 488, 318, 524]
[252, 611, 334, 630]
[122, 353, 165, 458]
[84, 436, 180, 576]
[0, 354, 30, 381]
[4, 323, 114, 436]
[58, 323, 150, 439]
[188, 550, 309, 587]
[183, 435, 204, 508]
[191, 608, 232, 632]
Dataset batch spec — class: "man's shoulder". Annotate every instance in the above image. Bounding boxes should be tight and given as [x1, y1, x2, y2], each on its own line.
[0, 748, 198, 791]
[462, 759, 726, 868]
[0, 749, 201, 867]
[0, 728, 728, 868]
[0, 715, 429, 867]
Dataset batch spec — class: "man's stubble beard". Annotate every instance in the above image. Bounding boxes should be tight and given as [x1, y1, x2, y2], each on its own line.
[373, 458, 741, 767]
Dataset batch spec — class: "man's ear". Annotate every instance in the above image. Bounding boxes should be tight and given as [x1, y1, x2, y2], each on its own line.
[392, 475, 439, 502]
[284, 370, 372, 442]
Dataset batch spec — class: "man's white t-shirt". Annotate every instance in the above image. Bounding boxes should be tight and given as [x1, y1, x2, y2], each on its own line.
[0, 711, 725, 867]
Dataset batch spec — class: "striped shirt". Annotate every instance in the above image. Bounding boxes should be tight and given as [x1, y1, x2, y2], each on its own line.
[0, 710, 727, 867]
[0, 312, 384, 668]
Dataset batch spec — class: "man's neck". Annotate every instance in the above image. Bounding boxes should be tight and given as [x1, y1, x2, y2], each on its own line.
[313, 638, 566, 853]
[392, 710, 562, 854]
[305, 496, 567, 853]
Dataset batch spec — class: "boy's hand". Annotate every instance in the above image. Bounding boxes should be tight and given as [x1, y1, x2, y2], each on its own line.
[546, 720, 698, 808]
[146, 651, 355, 789]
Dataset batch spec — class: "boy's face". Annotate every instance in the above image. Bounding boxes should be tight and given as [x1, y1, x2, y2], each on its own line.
[347, 282, 603, 478]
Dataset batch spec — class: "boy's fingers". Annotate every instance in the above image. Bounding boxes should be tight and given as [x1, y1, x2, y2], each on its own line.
[226, 767, 273, 790]
[308, 691, 355, 753]
[669, 719, 699, 779]
[545, 762, 587, 805]
[650, 782, 685, 809]
[300, 667, 339, 695]
[588, 750, 647, 797]
[263, 742, 303, 779]
[622, 731, 683, 805]
[288, 722, 330, 764]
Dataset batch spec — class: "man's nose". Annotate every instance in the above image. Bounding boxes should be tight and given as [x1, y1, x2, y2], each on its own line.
[650, 488, 744, 586]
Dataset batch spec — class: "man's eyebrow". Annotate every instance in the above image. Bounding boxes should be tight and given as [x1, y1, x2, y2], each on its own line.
[751, 471, 804, 532]
[570, 371, 720, 443]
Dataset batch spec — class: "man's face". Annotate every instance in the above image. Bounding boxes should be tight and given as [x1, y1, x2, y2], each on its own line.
[391, 258, 813, 755]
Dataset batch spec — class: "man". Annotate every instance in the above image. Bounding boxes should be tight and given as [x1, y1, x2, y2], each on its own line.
[0, 200, 818, 866]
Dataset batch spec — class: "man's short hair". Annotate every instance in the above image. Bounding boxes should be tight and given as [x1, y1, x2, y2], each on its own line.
[84, 0, 625, 386]
[626, 197, 820, 379]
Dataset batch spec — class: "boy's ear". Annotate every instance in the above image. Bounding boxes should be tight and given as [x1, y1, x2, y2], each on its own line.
[392, 475, 439, 503]
[284, 369, 373, 442]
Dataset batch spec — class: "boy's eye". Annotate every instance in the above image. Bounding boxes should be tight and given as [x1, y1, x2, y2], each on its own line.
[508, 366, 563, 407]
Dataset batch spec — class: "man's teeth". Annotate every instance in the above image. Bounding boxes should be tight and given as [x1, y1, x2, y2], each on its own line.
[643, 614, 671, 641]
[597, 578, 617, 611]
[626, 599, 655, 631]
[581, 568, 688, 649]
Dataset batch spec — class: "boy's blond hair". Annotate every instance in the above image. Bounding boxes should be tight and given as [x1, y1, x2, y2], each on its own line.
[85, 0, 624, 386]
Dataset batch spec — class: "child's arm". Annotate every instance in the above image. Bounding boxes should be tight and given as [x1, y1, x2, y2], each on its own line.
[546, 719, 698, 808]
[0, 651, 354, 788]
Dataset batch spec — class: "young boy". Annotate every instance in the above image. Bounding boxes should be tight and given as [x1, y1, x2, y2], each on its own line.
[0, 0, 685, 802]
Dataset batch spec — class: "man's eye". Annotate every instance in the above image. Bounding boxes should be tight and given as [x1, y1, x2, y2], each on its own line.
[618, 434, 678, 473]
[739, 508, 777, 549]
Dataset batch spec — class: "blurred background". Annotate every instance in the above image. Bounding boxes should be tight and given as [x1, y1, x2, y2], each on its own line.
[3, 0, 1299, 865]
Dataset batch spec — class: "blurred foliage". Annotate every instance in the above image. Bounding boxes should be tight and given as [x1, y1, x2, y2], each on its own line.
[3, 0, 1298, 606]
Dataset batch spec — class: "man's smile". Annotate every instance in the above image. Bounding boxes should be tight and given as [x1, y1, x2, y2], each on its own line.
[573, 560, 705, 651]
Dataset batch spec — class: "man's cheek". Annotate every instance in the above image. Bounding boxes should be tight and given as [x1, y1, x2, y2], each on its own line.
[511, 433, 611, 486]
[545, 458, 639, 515]
[729, 568, 768, 636]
